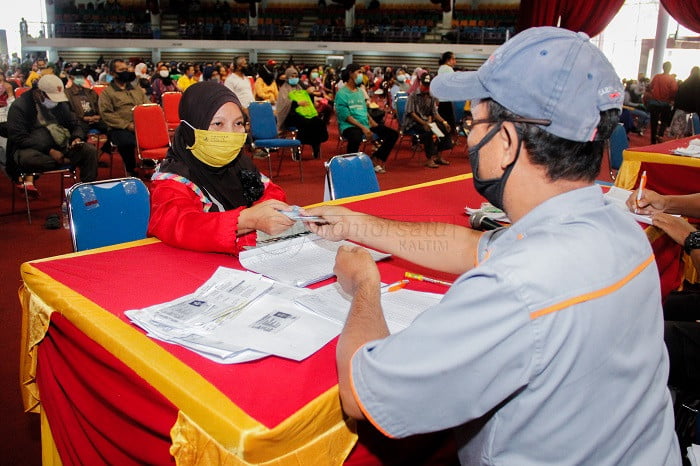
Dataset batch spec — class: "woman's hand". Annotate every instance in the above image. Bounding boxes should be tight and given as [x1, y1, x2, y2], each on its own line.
[238, 199, 296, 235]
[651, 212, 696, 246]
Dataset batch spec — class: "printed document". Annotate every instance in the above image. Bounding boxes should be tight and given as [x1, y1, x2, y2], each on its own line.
[295, 282, 443, 334]
[126, 267, 341, 363]
[239, 234, 391, 287]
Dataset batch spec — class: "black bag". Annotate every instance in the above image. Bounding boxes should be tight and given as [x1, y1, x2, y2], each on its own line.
[368, 107, 385, 125]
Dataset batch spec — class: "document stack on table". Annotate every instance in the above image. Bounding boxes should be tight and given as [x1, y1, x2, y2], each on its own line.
[126, 266, 341, 364]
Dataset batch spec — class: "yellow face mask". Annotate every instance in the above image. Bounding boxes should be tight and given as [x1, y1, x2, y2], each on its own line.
[183, 120, 247, 167]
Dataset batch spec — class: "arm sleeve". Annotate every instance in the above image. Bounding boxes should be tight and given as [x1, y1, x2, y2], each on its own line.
[147, 178, 287, 254]
[98, 91, 126, 130]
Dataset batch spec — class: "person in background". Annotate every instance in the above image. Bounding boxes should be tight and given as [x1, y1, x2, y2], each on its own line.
[626, 187, 700, 455]
[98, 58, 150, 177]
[403, 72, 452, 168]
[275, 66, 328, 160]
[150, 63, 180, 105]
[0, 70, 16, 111]
[148, 81, 295, 254]
[623, 79, 650, 135]
[6, 74, 98, 196]
[24, 57, 51, 88]
[224, 56, 255, 117]
[176, 63, 198, 92]
[334, 63, 398, 174]
[645, 61, 678, 144]
[64, 67, 111, 157]
[304, 26, 680, 465]
[437, 51, 457, 139]
[668, 66, 700, 138]
[254, 61, 278, 105]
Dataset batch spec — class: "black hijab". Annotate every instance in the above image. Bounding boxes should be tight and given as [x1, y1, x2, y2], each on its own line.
[158, 81, 264, 211]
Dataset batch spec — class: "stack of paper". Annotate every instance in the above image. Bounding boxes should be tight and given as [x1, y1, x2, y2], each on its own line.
[604, 186, 653, 224]
[295, 282, 443, 334]
[672, 138, 700, 157]
[126, 267, 342, 363]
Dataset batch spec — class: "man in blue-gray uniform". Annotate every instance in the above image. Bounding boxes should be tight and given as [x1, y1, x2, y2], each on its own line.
[306, 26, 680, 465]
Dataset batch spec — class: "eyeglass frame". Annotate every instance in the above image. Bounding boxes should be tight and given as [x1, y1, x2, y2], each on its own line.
[461, 116, 552, 134]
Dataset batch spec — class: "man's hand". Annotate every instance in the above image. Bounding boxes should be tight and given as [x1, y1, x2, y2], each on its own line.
[651, 212, 696, 245]
[304, 205, 356, 242]
[334, 245, 381, 296]
[626, 187, 666, 214]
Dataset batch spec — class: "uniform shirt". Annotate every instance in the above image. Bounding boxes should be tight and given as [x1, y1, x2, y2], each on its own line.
[334, 85, 369, 134]
[351, 186, 680, 465]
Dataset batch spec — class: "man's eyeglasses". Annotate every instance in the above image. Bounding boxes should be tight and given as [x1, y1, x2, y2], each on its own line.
[461, 117, 552, 133]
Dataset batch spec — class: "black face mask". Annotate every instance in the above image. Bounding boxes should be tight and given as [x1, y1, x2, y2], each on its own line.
[468, 122, 521, 211]
[115, 71, 136, 83]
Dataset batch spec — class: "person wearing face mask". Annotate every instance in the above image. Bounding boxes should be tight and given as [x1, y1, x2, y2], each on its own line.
[64, 68, 111, 151]
[177, 64, 198, 92]
[151, 64, 181, 105]
[303, 27, 680, 465]
[404, 72, 452, 168]
[334, 63, 398, 173]
[224, 56, 255, 117]
[98, 58, 150, 177]
[6, 74, 98, 197]
[275, 66, 329, 160]
[148, 82, 294, 254]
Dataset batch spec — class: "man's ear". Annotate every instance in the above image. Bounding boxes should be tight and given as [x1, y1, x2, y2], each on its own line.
[498, 121, 520, 168]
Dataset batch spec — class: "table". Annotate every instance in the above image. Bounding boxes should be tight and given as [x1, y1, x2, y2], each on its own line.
[18, 175, 683, 465]
[616, 136, 700, 194]
[19, 175, 472, 466]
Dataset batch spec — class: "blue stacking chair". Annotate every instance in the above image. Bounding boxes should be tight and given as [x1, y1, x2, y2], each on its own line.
[248, 101, 303, 182]
[692, 113, 700, 135]
[324, 153, 380, 201]
[66, 177, 150, 252]
[608, 123, 629, 181]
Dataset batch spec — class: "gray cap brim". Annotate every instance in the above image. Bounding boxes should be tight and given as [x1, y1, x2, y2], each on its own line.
[430, 71, 490, 102]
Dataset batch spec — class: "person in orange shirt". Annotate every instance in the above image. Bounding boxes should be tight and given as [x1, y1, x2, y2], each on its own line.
[645, 61, 679, 144]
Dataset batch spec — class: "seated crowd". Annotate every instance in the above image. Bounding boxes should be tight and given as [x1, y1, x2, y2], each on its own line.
[1, 54, 475, 195]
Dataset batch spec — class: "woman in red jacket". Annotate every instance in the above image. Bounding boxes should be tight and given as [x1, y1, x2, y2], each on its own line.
[148, 81, 295, 253]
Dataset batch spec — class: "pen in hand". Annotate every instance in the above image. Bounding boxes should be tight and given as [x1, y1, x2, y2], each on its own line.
[636, 170, 647, 210]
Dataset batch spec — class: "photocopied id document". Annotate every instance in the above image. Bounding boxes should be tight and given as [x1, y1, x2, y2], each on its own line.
[125, 266, 342, 363]
[239, 233, 391, 287]
[295, 282, 443, 334]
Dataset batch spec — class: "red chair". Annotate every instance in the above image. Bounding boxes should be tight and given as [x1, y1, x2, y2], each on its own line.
[132, 104, 171, 175]
[14, 87, 31, 97]
[92, 84, 107, 96]
[161, 91, 182, 135]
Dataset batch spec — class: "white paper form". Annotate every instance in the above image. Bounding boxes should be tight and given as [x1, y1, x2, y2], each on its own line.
[295, 282, 443, 334]
[239, 234, 391, 287]
[126, 267, 342, 362]
[603, 186, 682, 225]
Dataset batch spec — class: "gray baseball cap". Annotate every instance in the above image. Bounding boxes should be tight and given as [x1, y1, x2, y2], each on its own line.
[430, 27, 623, 142]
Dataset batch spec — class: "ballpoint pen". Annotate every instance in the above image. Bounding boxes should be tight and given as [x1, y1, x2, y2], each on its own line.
[404, 272, 453, 286]
[381, 279, 409, 293]
[636, 170, 647, 208]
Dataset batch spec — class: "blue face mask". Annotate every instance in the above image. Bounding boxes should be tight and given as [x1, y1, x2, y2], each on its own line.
[105, 74, 113, 83]
[396, 74, 406, 82]
[355, 74, 363, 85]
[288, 77, 299, 86]
[310, 72, 319, 80]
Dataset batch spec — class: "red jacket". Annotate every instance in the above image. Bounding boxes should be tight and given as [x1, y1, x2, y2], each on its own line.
[147, 177, 287, 254]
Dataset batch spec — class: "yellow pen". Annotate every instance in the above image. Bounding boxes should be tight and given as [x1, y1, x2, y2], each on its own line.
[404, 271, 453, 286]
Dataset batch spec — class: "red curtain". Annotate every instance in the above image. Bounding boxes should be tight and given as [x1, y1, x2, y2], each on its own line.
[516, 0, 562, 33]
[516, 0, 625, 38]
[560, 0, 625, 38]
[660, 0, 700, 34]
